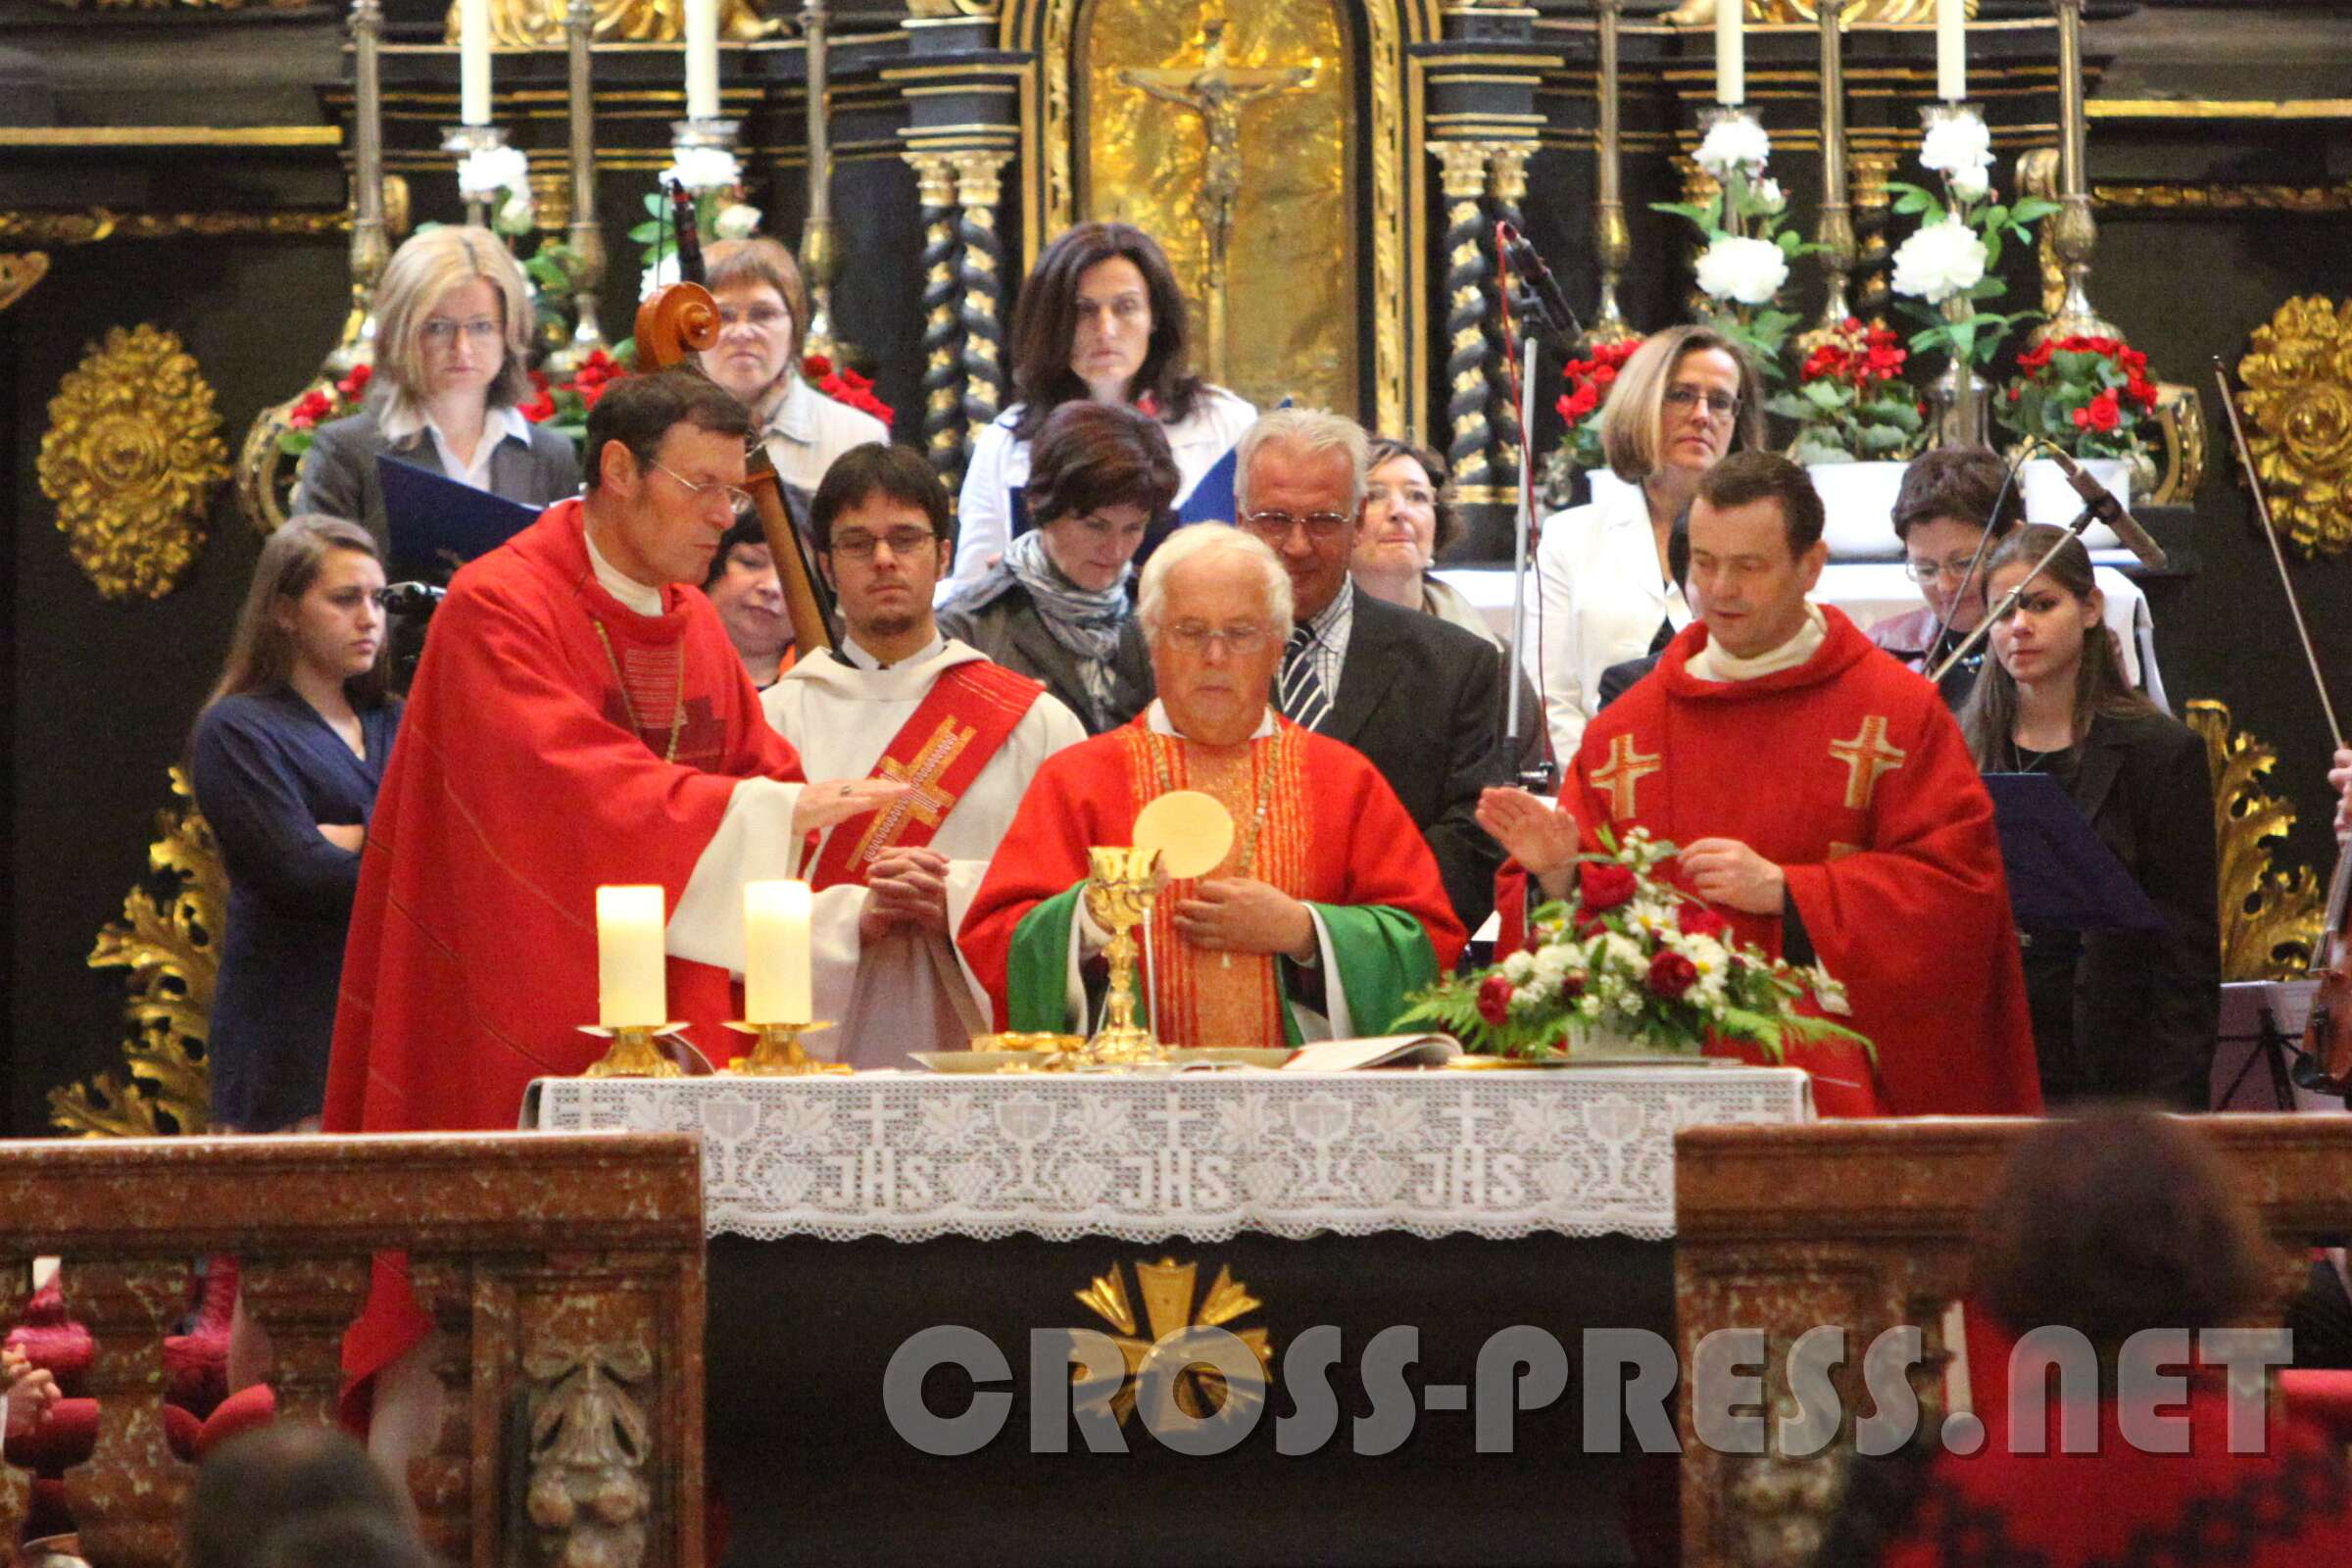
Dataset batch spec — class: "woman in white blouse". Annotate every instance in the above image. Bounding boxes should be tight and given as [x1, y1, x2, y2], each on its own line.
[942, 221, 1253, 602]
[1532, 324, 1764, 760]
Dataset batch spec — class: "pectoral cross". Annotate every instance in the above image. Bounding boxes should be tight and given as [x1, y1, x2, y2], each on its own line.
[1119, 12, 1316, 385]
[1829, 715, 1907, 812]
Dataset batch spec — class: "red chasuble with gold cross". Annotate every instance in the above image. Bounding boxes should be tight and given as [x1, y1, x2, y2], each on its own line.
[1501, 608, 2039, 1117]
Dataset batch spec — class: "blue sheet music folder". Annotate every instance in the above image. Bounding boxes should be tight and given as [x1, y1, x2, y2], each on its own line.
[1984, 771, 2167, 931]
[377, 454, 541, 578]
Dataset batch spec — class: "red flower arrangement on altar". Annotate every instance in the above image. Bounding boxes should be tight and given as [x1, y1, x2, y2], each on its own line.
[1770, 317, 1927, 466]
[803, 353, 895, 428]
[276, 363, 372, 459]
[1395, 827, 1869, 1062]
[1996, 333, 2161, 463]
[1539, 337, 1642, 506]
[519, 349, 628, 443]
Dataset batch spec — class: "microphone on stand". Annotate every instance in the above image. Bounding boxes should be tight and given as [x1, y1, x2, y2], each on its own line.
[1494, 223, 1584, 358]
[2045, 447, 2168, 571]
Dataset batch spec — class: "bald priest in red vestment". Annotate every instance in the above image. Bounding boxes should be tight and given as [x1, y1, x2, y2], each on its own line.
[961, 525, 1466, 1048]
[322, 368, 896, 1435]
[1483, 452, 2038, 1117]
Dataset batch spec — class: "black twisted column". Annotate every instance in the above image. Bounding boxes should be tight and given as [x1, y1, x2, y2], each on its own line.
[1432, 140, 1494, 487]
[903, 151, 966, 484]
[1484, 141, 1534, 480]
[951, 151, 1011, 456]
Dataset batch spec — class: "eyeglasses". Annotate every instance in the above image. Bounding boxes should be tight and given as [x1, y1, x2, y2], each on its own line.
[717, 302, 791, 330]
[828, 526, 939, 562]
[1241, 509, 1354, 540]
[651, 460, 754, 514]
[1163, 622, 1272, 654]
[1904, 556, 1985, 586]
[418, 318, 504, 346]
[1365, 482, 1439, 511]
[1663, 385, 1740, 418]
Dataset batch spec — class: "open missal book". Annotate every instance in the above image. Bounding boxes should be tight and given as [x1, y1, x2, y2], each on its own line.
[1281, 1033, 1463, 1071]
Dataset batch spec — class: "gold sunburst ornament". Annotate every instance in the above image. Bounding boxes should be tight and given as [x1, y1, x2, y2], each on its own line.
[2236, 296, 2352, 560]
[39, 323, 230, 600]
[1073, 1257, 1272, 1426]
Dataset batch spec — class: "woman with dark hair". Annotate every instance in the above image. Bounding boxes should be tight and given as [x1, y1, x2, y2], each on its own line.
[190, 515, 401, 1135]
[942, 221, 1254, 601]
[1960, 525, 2217, 1109]
[701, 512, 793, 689]
[1817, 1108, 2352, 1567]
[292, 224, 580, 555]
[939, 400, 1175, 732]
[1869, 445, 2027, 707]
[1348, 437, 1496, 647]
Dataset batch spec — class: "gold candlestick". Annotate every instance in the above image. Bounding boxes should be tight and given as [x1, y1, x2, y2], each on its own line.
[1084, 846, 1165, 1064]
[723, 1019, 849, 1076]
[579, 1022, 687, 1078]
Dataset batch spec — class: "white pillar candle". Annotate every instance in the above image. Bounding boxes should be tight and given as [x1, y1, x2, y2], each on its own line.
[743, 879, 812, 1024]
[596, 885, 668, 1028]
[1936, 0, 1966, 103]
[460, 0, 492, 127]
[1715, 0, 1744, 107]
[685, 0, 721, 122]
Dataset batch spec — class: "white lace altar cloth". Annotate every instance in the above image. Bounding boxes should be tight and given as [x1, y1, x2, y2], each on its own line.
[529, 1066, 1813, 1244]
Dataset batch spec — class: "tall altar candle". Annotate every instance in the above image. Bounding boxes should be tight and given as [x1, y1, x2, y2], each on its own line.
[743, 879, 812, 1024]
[596, 885, 668, 1027]
[684, 0, 720, 122]
[1936, 0, 1966, 103]
[460, 0, 491, 127]
[1715, 0, 1744, 107]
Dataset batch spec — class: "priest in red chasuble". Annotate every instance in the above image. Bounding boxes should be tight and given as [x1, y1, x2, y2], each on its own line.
[961, 526, 1465, 1047]
[1484, 452, 2038, 1117]
[322, 368, 895, 1429]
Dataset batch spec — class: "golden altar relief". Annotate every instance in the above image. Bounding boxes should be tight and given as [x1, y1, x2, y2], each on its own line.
[1081, 0, 1353, 416]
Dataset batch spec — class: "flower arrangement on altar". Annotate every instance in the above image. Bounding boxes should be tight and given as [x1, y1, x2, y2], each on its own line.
[1396, 828, 1869, 1063]
[1652, 114, 1818, 387]
[1997, 333, 2161, 465]
[1541, 337, 1642, 503]
[278, 363, 372, 460]
[802, 353, 894, 427]
[1773, 318, 1926, 466]
[456, 144, 536, 239]
[637, 147, 762, 301]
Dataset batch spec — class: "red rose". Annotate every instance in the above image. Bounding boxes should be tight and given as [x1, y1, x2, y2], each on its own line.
[1578, 860, 1638, 913]
[2127, 375, 2159, 410]
[2085, 387, 2122, 433]
[335, 363, 372, 402]
[2121, 347, 2148, 373]
[1841, 317, 1864, 333]
[2070, 404, 2092, 430]
[1592, 365, 1618, 388]
[2086, 336, 2119, 357]
[2017, 342, 2052, 373]
[1646, 950, 1698, 1001]
[2007, 385, 2023, 402]
[1476, 972, 1516, 1027]
[518, 389, 557, 422]
[1677, 903, 1729, 940]
[1562, 384, 1600, 420]
[802, 353, 834, 380]
[287, 389, 334, 429]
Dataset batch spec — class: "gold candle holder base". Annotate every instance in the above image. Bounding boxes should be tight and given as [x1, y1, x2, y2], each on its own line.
[579, 1022, 688, 1079]
[722, 1020, 850, 1076]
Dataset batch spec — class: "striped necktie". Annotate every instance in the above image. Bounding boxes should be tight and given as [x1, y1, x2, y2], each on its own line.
[1280, 623, 1332, 733]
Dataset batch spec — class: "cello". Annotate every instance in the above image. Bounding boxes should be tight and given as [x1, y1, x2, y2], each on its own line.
[2212, 356, 2352, 1092]
[632, 179, 837, 657]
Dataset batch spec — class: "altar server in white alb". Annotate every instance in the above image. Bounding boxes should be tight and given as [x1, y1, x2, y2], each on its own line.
[762, 444, 1086, 1065]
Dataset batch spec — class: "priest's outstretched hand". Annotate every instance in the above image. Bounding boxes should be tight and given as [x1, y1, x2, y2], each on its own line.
[1174, 878, 1318, 962]
[793, 777, 910, 839]
[1477, 787, 1583, 900]
[1680, 838, 1786, 915]
[859, 847, 953, 944]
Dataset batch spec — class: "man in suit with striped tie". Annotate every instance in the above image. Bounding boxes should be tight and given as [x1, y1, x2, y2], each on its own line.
[1235, 408, 1512, 935]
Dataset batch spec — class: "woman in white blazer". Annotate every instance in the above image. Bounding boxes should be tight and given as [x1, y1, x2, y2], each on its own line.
[1531, 324, 1765, 760]
[944, 221, 1253, 603]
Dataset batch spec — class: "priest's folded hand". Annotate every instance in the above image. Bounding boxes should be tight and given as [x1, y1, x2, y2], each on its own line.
[1174, 878, 1317, 962]
[792, 777, 910, 840]
[864, 848, 953, 938]
[3, 1346, 59, 1435]
[1476, 787, 1581, 893]
[1679, 838, 1786, 916]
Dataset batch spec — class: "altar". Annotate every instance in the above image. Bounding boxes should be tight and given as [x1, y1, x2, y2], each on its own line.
[533, 1065, 1812, 1566]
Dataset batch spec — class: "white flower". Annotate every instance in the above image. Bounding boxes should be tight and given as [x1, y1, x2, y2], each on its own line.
[639, 251, 681, 301]
[1501, 950, 1537, 983]
[1946, 165, 1989, 204]
[1531, 945, 1574, 983]
[713, 202, 762, 240]
[495, 192, 536, 236]
[1694, 117, 1772, 180]
[1756, 177, 1787, 215]
[663, 145, 742, 194]
[456, 144, 531, 201]
[1889, 216, 1988, 304]
[1693, 234, 1789, 308]
[1920, 113, 1993, 180]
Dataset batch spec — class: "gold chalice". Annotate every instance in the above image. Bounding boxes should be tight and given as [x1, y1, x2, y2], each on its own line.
[1084, 845, 1166, 1063]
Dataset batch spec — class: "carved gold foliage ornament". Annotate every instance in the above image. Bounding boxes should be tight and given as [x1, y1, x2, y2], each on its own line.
[454, 0, 773, 47]
[39, 324, 230, 600]
[0, 252, 49, 314]
[2185, 701, 2327, 982]
[1073, 1256, 1272, 1426]
[2237, 297, 2352, 560]
[56, 768, 220, 1138]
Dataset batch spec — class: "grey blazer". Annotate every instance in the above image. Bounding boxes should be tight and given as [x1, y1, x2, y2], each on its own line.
[936, 567, 1153, 735]
[291, 408, 582, 562]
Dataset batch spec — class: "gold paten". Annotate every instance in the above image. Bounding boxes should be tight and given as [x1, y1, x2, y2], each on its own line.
[1083, 846, 1164, 1063]
[57, 768, 220, 1137]
[452, 0, 774, 48]
[0, 251, 49, 314]
[2184, 700, 2327, 982]
[1083, 0, 1348, 415]
[39, 324, 229, 601]
[2236, 297, 2352, 559]
[1074, 1256, 1272, 1424]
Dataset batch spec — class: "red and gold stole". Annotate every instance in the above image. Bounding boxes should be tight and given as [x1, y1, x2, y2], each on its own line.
[1118, 720, 1311, 1050]
[805, 660, 1045, 891]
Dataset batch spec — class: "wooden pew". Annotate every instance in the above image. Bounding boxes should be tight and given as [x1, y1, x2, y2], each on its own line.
[0, 1132, 704, 1568]
[1674, 1115, 2345, 1568]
